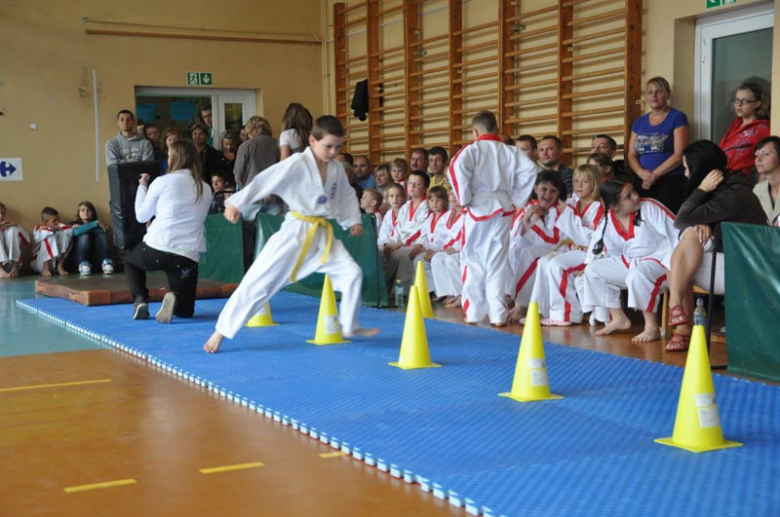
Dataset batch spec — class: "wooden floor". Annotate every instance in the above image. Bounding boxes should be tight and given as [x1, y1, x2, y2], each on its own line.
[0, 277, 736, 516]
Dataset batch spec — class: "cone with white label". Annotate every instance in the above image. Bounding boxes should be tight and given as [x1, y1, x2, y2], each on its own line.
[414, 260, 434, 318]
[499, 301, 562, 402]
[245, 303, 279, 327]
[306, 275, 350, 346]
[390, 285, 440, 370]
[655, 325, 742, 452]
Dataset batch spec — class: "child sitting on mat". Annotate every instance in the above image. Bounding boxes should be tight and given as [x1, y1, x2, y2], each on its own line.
[31, 206, 73, 277]
[204, 116, 380, 353]
[68, 201, 114, 275]
[0, 202, 30, 279]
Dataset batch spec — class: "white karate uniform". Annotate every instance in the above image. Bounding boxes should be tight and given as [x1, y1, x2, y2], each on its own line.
[583, 199, 678, 313]
[413, 209, 454, 291]
[448, 134, 538, 324]
[31, 224, 73, 273]
[430, 210, 463, 297]
[387, 199, 430, 294]
[377, 208, 398, 248]
[531, 196, 605, 323]
[0, 225, 30, 268]
[215, 147, 364, 339]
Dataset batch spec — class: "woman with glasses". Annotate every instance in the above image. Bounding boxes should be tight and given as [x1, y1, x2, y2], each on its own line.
[718, 82, 770, 182]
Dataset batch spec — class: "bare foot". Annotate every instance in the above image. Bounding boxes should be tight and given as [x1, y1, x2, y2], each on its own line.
[632, 327, 660, 343]
[595, 315, 632, 336]
[9, 263, 19, 278]
[204, 331, 225, 353]
[491, 321, 507, 328]
[507, 304, 525, 323]
[41, 262, 52, 278]
[540, 318, 572, 327]
[344, 327, 380, 338]
[444, 295, 461, 308]
[57, 261, 69, 275]
[0, 265, 10, 279]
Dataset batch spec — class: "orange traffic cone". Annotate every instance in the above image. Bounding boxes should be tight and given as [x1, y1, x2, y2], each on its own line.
[655, 325, 742, 452]
[414, 260, 434, 318]
[389, 285, 440, 370]
[245, 303, 278, 327]
[499, 301, 562, 402]
[306, 275, 350, 346]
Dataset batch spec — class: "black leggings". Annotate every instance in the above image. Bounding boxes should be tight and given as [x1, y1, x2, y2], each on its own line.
[124, 242, 199, 318]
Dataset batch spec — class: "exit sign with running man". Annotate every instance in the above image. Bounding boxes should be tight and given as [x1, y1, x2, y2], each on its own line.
[706, 0, 737, 9]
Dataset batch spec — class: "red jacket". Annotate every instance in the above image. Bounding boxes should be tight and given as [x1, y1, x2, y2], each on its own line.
[719, 118, 770, 178]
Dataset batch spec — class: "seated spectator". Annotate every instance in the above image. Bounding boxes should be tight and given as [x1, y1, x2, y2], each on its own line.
[515, 135, 543, 172]
[279, 103, 313, 160]
[588, 152, 632, 183]
[337, 152, 353, 165]
[209, 171, 236, 215]
[158, 128, 180, 173]
[411, 185, 450, 297]
[719, 82, 771, 182]
[360, 188, 383, 231]
[430, 190, 464, 307]
[753, 136, 780, 224]
[217, 131, 239, 185]
[665, 140, 767, 351]
[410, 148, 428, 173]
[32, 206, 73, 277]
[391, 157, 409, 188]
[353, 155, 376, 189]
[68, 201, 113, 275]
[0, 202, 30, 278]
[591, 134, 626, 176]
[192, 123, 221, 184]
[343, 162, 364, 206]
[428, 147, 450, 191]
[377, 183, 406, 294]
[105, 110, 154, 166]
[374, 164, 392, 212]
[539, 136, 573, 195]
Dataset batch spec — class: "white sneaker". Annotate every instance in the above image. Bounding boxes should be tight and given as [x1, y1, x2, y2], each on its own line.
[79, 261, 91, 275]
[156, 292, 176, 324]
[102, 259, 114, 275]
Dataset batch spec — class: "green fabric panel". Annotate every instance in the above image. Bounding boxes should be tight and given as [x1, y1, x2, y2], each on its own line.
[254, 212, 388, 307]
[199, 214, 245, 283]
[722, 222, 780, 382]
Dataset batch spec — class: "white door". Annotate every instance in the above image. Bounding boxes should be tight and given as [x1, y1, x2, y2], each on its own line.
[694, 4, 774, 141]
[216, 92, 257, 146]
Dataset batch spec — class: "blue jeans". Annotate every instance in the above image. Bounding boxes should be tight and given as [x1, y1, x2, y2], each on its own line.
[75, 231, 108, 268]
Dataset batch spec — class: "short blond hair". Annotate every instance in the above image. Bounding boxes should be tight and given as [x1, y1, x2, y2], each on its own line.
[245, 116, 273, 137]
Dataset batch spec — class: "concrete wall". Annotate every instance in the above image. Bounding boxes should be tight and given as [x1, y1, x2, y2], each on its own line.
[0, 0, 324, 241]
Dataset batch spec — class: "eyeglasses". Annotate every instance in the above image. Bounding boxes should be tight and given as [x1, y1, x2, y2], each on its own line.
[732, 98, 757, 106]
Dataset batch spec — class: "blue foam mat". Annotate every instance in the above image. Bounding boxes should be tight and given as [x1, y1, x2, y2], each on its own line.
[17, 293, 780, 517]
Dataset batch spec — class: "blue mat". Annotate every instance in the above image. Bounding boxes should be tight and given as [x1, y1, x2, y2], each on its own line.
[17, 293, 780, 517]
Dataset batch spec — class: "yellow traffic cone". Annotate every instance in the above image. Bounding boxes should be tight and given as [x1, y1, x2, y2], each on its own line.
[306, 275, 350, 346]
[390, 285, 441, 370]
[245, 303, 279, 327]
[655, 325, 742, 452]
[499, 301, 563, 402]
[414, 260, 434, 318]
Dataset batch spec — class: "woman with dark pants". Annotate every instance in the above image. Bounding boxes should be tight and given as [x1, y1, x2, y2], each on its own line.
[627, 76, 691, 213]
[665, 140, 766, 351]
[125, 139, 212, 323]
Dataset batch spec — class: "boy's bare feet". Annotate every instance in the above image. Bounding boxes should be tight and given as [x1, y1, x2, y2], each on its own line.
[631, 327, 661, 343]
[344, 327, 380, 338]
[595, 314, 632, 336]
[9, 262, 19, 278]
[56, 260, 69, 276]
[0, 266, 10, 279]
[41, 262, 52, 278]
[204, 331, 225, 353]
[444, 295, 461, 308]
[507, 304, 525, 323]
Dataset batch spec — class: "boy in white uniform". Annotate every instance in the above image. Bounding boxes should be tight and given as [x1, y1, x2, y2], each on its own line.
[448, 111, 538, 326]
[31, 207, 73, 277]
[0, 202, 30, 279]
[204, 116, 379, 353]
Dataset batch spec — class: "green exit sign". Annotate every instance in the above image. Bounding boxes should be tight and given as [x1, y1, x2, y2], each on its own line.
[187, 72, 213, 86]
[706, 0, 737, 8]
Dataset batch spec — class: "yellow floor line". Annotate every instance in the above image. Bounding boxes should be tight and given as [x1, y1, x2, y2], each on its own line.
[199, 462, 265, 474]
[64, 478, 137, 493]
[0, 379, 112, 393]
[319, 451, 348, 459]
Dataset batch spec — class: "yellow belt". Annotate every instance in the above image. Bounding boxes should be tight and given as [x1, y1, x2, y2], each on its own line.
[290, 211, 333, 282]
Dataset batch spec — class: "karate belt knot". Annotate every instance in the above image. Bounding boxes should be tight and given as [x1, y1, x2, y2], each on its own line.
[289, 211, 333, 283]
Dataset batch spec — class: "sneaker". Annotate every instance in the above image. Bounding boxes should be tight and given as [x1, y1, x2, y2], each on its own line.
[79, 261, 91, 275]
[102, 259, 114, 275]
[132, 299, 149, 320]
[156, 292, 176, 324]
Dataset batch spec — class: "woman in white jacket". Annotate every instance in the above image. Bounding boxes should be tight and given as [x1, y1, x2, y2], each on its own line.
[125, 139, 213, 323]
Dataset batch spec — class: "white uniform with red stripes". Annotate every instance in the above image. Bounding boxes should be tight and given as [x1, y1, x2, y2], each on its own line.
[583, 199, 678, 314]
[31, 224, 73, 273]
[0, 225, 30, 268]
[448, 134, 538, 324]
[412, 209, 457, 294]
[530, 196, 605, 323]
[388, 198, 430, 294]
[430, 209, 463, 297]
[215, 147, 364, 339]
[508, 200, 565, 307]
[377, 208, 398, 248]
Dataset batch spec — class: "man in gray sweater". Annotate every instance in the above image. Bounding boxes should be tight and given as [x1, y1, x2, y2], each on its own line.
[105, 110, 154, 166]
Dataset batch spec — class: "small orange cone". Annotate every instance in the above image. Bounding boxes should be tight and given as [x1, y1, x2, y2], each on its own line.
[306, 275, 350, 346]
[655, 325, 742, 452]
[390, 285, 440, 370]
[499, 301, 562, 402]
[414, 260, 434, 318]
[245, 303, 279, 327]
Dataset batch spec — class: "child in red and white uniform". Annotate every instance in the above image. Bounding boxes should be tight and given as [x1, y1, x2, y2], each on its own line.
[383, 171, 430, 296]
[31, 206, 73, 277]
[390, 158, 408, 192]
[531, 164, 605, 326]
[430, 190, 464, 306]
[448, 111, 538, 326]
[507, 171, 567, 322]
[377, 184, 406, 294]
[583, 180, 678, 343]
[0, 202, 30, 279]
[411, 186, 449, 296]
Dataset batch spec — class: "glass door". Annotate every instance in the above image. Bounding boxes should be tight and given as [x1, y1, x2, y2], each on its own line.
[694, 4, 773, 141]
[216, 92, 257, 145]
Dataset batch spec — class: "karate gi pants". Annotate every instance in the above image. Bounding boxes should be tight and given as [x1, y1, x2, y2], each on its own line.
[583, 256, 667, 313]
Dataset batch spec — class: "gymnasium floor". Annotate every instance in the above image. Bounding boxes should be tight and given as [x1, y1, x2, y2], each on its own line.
[0, 276, 747, 516]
